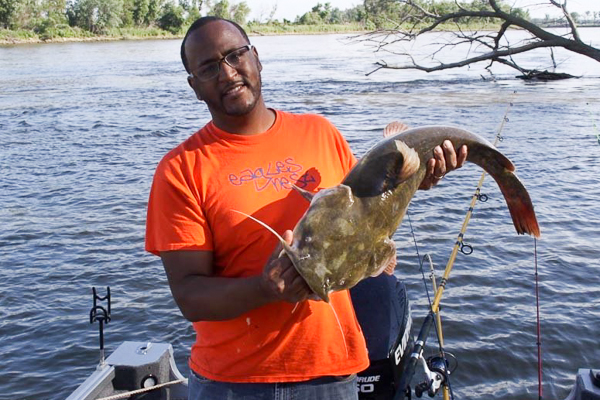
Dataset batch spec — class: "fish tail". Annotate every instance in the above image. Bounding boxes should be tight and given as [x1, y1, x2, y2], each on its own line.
[494, 170, 541, 238]
[467, 144, 540, 238]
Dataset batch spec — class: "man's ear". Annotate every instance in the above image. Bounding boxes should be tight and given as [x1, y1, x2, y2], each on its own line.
[253, 46, 262, 72]
[188, 76, 203, 101]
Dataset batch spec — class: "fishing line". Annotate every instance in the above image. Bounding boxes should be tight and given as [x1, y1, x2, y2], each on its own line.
[407, 212, 456, 400]
[586, 102, 600, 145]
[430, 94, 514, 313]
[534, 238, 543, 400]
[403, 93, 518, 399]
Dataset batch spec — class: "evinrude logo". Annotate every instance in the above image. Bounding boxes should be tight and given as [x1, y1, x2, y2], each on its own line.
[357, 375, 381, 383]
[394, 303, 412, 365]
[357, 375, 380, 393]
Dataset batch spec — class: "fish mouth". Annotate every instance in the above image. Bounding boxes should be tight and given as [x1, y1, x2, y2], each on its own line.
[285, 247, 331, 303]
[231, 210, 329, 302]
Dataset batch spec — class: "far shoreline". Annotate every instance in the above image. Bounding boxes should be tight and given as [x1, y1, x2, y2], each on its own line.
[0, 30, 370, 45]
[1, 24, 371, 46]
[3, 23, 597, 46]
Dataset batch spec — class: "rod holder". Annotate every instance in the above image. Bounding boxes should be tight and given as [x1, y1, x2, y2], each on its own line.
[89, 286, 111, 366]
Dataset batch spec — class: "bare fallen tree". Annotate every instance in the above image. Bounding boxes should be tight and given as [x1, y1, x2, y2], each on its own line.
[359, 0, 600, 80]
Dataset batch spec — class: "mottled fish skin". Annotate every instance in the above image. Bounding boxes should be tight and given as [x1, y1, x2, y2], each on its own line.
[286, 126, 540, 302]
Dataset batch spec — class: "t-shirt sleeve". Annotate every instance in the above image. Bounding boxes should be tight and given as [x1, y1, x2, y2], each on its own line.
[145, 156, 213, 256]
[328, 120, 358, 173]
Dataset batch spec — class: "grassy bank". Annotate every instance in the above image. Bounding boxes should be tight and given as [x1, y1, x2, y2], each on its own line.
[1, 21, 505, 45]
[0, 23, 368, 45]
[248, 22, 367, 35]
[0, 26, 179, 44]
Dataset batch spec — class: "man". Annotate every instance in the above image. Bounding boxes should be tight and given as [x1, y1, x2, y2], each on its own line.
[145, 16, 466, 400]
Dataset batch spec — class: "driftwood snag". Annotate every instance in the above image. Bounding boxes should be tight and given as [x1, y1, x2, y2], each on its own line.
[357, 0, 600, 80]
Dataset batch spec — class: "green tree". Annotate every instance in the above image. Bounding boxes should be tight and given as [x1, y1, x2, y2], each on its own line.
[364, 0, 406, 27]
[132, 0, 149, 25]
[145, 0, 163, 24]
[570, 11, 580, 23]
[313, 2, 331, 21]
[296, 10, 322, 25]
[44, 0, 68, 24]
[180, 0, 200, 23]
[120, 0, 135, 26]
[68, 0, 124, 32]
[0, 0, 19, 28]
[157, 1, 184, 32]
[343, 4, 366, 23]
[230, 1, 249, 25]
[210, 0, 228, 18]
[9, 0, 40, 29]
[329, 7, 343, 23]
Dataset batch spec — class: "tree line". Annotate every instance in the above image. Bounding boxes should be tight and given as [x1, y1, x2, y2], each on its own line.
[0, 0, 251, 35]
[3, 0, 598, 39]
[0, 0, 538, 37]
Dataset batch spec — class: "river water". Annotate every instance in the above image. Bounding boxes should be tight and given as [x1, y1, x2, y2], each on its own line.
[1, 28, 599, 400]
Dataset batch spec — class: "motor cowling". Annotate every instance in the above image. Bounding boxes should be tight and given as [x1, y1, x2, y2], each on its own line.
[351, 274, 414, 400]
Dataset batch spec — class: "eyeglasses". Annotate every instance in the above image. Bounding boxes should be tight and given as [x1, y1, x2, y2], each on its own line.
[189, 45, 254, 82]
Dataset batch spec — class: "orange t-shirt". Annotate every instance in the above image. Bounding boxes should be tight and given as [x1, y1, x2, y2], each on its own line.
[145, 110, 369, 382]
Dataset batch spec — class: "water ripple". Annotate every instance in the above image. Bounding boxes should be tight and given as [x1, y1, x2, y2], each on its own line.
[1, 31, 599, 400]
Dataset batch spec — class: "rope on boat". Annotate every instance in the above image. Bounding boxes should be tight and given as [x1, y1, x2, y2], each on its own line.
[96, 378, 187, 400]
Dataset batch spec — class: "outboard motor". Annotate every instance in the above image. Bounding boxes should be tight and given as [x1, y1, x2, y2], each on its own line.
[350, 274, 414, 400]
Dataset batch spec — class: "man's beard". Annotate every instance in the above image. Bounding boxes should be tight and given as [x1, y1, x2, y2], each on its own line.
[208, 74, 262, 117]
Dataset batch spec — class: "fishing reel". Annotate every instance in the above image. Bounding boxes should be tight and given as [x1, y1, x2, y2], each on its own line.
[413, 352, 457, 398]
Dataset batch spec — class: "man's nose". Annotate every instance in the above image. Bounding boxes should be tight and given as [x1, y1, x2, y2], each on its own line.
[219, 61, 238, 80]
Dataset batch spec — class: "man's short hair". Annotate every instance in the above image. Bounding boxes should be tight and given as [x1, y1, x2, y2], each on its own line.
[181, 16, 250, 73]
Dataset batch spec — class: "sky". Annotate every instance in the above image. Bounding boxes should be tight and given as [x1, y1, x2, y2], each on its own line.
[241, 0, 600, 22]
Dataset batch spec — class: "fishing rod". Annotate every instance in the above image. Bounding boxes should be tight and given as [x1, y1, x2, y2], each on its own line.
[396, 96, 516, 400]
[399, 220, 457, 400]
[430, 100, 510, 314]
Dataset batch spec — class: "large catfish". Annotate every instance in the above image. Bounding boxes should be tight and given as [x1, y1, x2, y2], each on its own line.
[244, 125, 540, 302]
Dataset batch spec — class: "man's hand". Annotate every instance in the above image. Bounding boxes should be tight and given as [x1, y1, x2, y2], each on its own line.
[419, 140, 468, 190]
[260, 230, 315, 303]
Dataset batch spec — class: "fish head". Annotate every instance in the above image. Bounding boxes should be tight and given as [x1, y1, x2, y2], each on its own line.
[285, 184, 360, 302]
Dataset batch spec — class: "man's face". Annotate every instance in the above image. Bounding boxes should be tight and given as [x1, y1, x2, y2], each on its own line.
[185, 21, 262, 118]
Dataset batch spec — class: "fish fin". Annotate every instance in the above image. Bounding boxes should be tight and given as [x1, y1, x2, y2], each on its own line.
[383, 244, 397, 275]
[393, 139, 420, 182]
[370, 238, 397, 277]
[291, 184, 315, 203]
[494, 171, 541, 238]
[342, 140, 420, 197]
[383, 121, 409, 138]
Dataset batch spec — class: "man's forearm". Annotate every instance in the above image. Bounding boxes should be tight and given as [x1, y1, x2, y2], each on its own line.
[171, 274, 274, 322]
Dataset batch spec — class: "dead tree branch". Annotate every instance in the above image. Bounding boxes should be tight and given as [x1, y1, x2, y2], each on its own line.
[357, 0, 599, 80]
